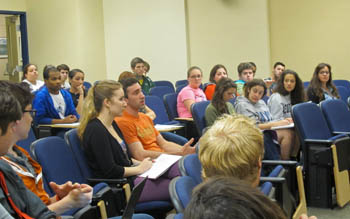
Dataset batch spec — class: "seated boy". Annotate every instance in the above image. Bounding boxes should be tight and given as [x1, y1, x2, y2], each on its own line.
[130, 57, 155, 95]
[234, 62, 255, 96]
[33, 65, 79, 125]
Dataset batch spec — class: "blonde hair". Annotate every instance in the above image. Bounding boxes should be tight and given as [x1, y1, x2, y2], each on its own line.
[199, 114, 264, 184]
[77, 80, 122, 139]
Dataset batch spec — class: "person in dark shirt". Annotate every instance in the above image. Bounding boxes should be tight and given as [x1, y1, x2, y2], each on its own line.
[67, 69, 86, 115]
[77, 80, 179, 203]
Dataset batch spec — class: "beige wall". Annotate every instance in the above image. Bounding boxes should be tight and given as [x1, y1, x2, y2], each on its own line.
[186, 0, 271, 82]
[269, 0, 350, 81]
[102, 0, 188, 83]
[0, 0, 26, 11]
[25, 0, 106, 83]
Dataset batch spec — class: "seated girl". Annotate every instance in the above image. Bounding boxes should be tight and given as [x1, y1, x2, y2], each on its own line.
[68, 69, 86, 115]
[77, 80, 179, 203]
[307, 63, 339, 104]
[177, 66, 207, 118]
[268, 69, 305, 159]
[268, 69, 305, 120]
[234, 79, 295, 160]
[22, 63, 44, 93]
[204, 64, 228, 100]
[205, 77, 237, 127]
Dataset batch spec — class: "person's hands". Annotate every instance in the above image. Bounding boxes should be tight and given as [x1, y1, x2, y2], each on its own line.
[50, 181, 80, 200]
[182, 138, 195, 155]
[77, 84, 84, 96]
[300, 214, 317, 219]
[63, 184, 93, 208]
[138, 157, 153, 173]
[286, 117, 293, 123]
[62, 115, 78, 123]
[264, 79, 274, 88]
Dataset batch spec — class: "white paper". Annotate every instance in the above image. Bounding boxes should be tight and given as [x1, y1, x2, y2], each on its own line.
[154, 124, 184, 131]
[140, 154, 182, 179]
[271, 123, 294, 130]
[53, 122, 80, 128]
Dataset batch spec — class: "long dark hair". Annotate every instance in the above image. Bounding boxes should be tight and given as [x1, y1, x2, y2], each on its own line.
[274, 69, 305, 105]
[308, 63, 339, 100]
[212, 78, 237, 115]
[209, 64, 227, 83]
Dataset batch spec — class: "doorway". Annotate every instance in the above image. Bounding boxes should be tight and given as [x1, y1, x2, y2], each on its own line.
[0, 11, 29, 82]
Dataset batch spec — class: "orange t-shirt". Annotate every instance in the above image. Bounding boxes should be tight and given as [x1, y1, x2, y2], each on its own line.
[204, 84, 216, 100]
[2, 145, 50, 205]
[115, 111, 164, 152]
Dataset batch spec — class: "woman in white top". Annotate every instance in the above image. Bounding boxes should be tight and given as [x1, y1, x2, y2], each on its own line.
[22, 64, 44, 93]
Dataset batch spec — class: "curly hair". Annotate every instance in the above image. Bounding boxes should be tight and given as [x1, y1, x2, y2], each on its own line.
[274, 69, 305, 105]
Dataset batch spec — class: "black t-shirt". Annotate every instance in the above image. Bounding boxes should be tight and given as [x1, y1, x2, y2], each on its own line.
[68, 89, 87, 107]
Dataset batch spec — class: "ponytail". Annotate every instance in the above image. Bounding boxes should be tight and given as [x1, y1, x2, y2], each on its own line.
[77, 80, 122, 140]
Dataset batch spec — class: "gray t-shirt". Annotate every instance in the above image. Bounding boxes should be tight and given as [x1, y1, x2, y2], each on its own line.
[267, 93, 292, 121]
[234, 96, 273, 124]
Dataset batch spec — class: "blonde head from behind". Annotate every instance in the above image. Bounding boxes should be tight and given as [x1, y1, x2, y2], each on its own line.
[77, 80, 122, 139]
[199, 114, 264, 186]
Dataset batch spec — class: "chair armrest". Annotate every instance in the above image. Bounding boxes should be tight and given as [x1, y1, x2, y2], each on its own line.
[333, 131, 350, 135]
[87, 178, 128, 187]
[304, 139, 333, 144]
[262, 160, 298, 166]
[260, 177, 286, 184]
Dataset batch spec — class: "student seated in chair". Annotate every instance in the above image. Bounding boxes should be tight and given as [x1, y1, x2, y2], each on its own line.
[115, 78, 196, 161]
[0, 81, 93, 215]
[199, 114, 264, 187]
[33, 65, 79, 125]
[0, 84, 57, 218]
[184, 176, 288, 219]
[118, 71, 156, 120]
[78, 80, 183, 203]
[130, 57, 154, 95]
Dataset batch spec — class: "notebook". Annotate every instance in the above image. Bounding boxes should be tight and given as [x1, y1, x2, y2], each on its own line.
[140, 154, 182, 179]
[122, 176, 148, 219]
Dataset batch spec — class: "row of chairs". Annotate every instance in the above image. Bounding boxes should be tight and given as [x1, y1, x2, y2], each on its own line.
[291, 99, 350, 208]
[23, 129, 173, 218]
[169, 153, 306, 219]
[303, 79, 350, 90]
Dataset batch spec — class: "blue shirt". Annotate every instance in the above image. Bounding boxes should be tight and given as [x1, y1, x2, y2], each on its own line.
[33, 86, 79, 124]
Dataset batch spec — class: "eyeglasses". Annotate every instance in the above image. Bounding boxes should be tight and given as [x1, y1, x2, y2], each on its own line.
[319, 71, 330, 75]
[23, 109, 36, 118]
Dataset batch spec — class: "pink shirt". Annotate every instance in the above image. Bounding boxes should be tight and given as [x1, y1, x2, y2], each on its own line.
[177, 85, 207, 118]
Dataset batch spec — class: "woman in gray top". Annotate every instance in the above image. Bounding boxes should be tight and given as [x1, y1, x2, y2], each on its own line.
[234, 79, 295, 160]
[205, 78, 237, 127]
[268, 69, 305, 121]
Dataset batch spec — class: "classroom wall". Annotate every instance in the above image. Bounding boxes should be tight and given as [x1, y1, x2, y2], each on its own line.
[269, 0, 350, 81]
[186, 0, 271, 82]
[102, 0, 188, 83]
[0, 0, 26, 11]
[25, 0, 106, 83]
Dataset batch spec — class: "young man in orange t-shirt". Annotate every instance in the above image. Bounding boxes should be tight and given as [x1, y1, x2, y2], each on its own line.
[115, 78, 195, 160]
